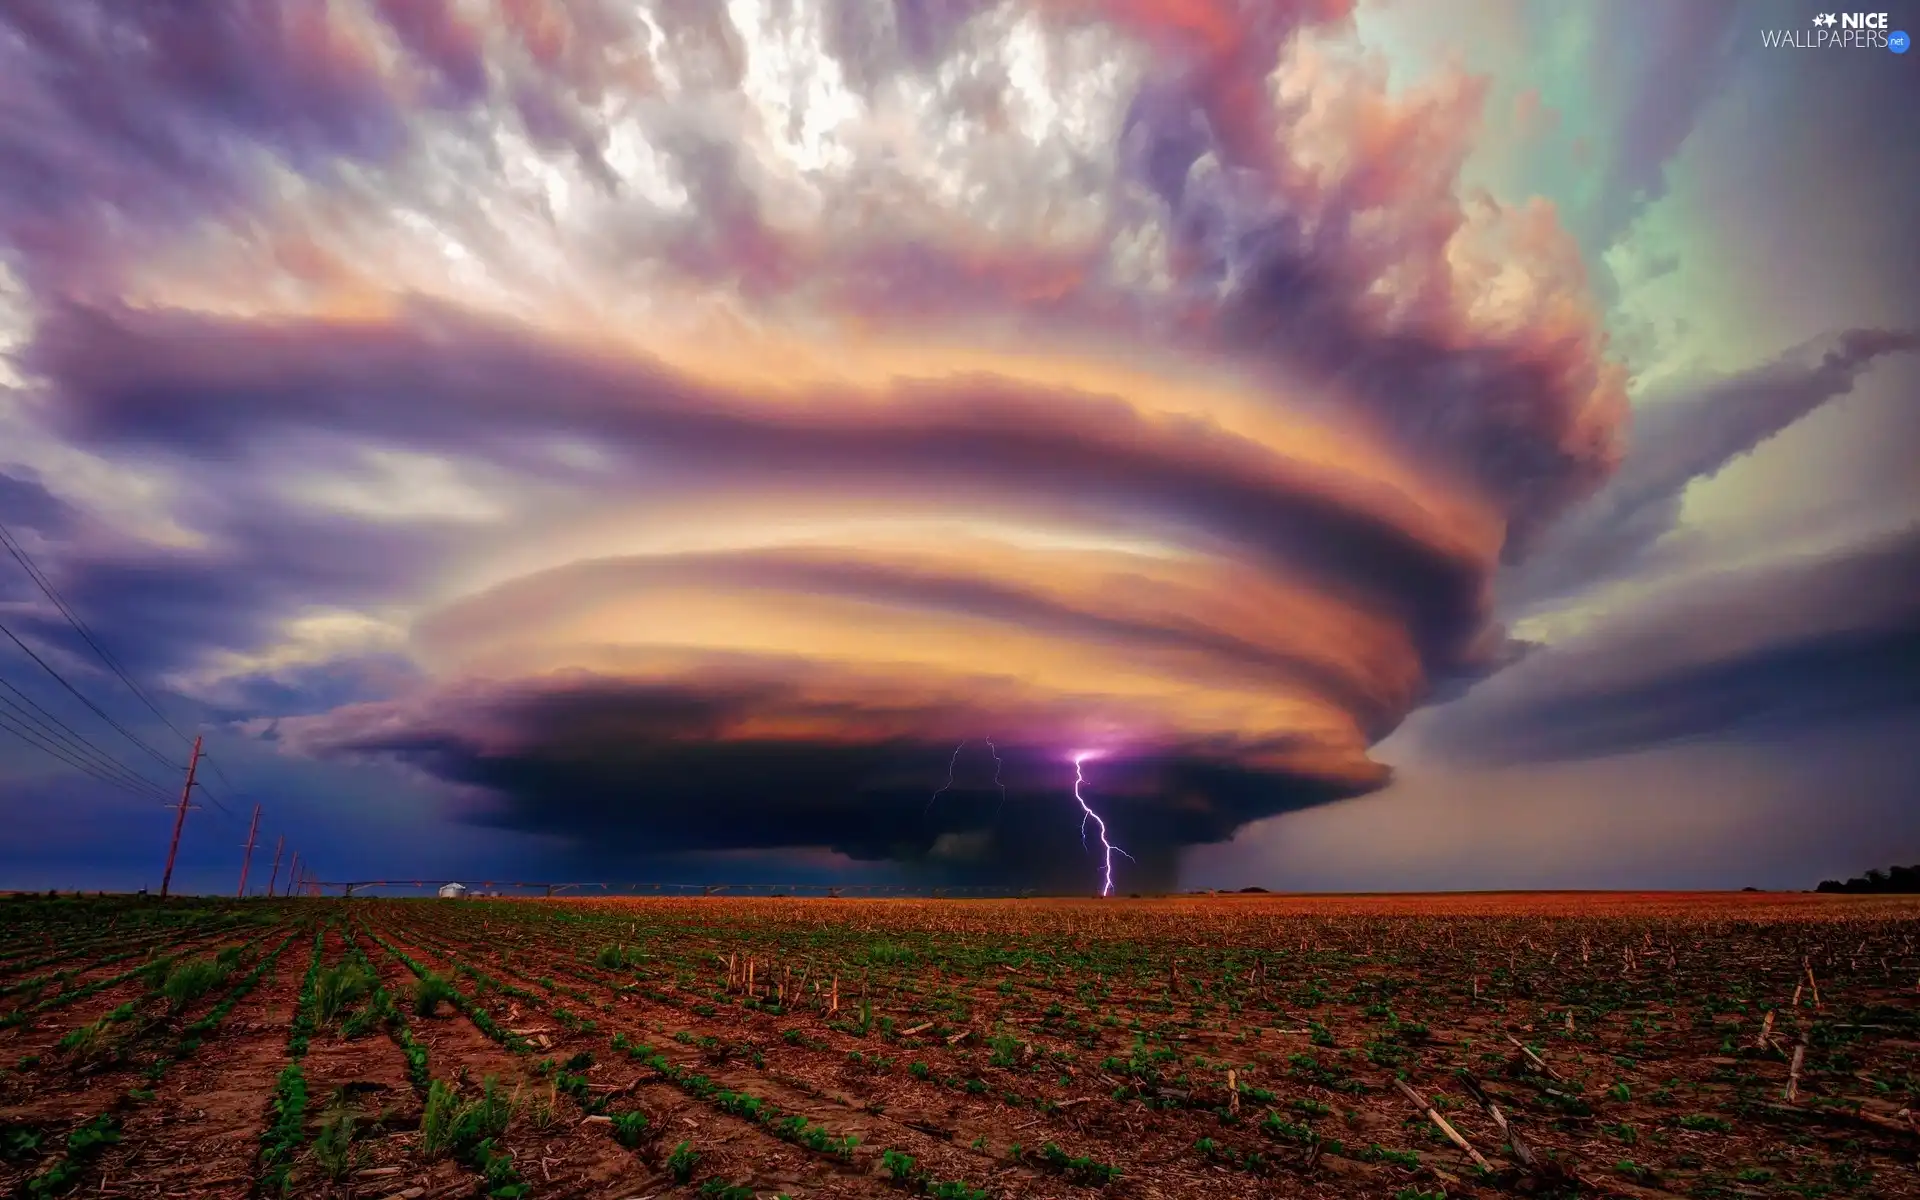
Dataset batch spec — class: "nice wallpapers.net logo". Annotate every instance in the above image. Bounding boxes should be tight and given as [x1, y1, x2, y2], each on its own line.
[1761, 11, 1910, 50]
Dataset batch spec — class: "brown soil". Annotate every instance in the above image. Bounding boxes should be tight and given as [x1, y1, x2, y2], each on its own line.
[83, 939, 307, 1198]
[7, 894, 1919, 1199]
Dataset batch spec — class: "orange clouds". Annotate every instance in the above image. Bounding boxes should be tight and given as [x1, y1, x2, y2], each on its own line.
[2, 0, 1628, 886]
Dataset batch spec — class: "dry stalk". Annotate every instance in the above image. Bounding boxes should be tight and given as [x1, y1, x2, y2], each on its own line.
[1786, 1032, 1808, 1103]
[1505, 1034, 1565, 1081]
[1459, 1071, 1537, 1170]
[1393, 1078, 1492, 1173]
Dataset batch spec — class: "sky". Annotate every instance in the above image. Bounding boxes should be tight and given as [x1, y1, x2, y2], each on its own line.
[0, 0, 1915, 896]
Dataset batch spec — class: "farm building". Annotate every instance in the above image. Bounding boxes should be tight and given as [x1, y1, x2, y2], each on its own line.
[438, 882, 468, 899]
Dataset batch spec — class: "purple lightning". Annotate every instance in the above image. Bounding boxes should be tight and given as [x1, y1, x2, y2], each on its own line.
[925, 742, 1127, 895]
[927, 739, 1012, 820]
[1072, 752, 1133, 897]
[925, 740, 967, 816]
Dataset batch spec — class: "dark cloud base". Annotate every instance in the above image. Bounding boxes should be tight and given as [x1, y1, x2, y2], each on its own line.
[314, 677, 1367, 892]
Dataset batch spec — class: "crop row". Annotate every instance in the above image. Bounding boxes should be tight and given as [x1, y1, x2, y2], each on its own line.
[20, 926, 300, 1196]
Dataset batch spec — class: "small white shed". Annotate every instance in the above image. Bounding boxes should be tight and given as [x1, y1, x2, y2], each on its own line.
[438, 882, 468, 899]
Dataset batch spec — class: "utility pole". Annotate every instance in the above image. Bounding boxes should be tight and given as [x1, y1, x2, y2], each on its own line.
[286, 851, 300, 898]
[159, 735, 203, 899]
[236, 804, 261, 897]
[265, 836, 284, 898]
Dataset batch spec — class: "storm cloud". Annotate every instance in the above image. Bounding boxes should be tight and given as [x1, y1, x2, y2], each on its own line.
[1417, 525, 1920, 766]
[2, 0, 1643, 888]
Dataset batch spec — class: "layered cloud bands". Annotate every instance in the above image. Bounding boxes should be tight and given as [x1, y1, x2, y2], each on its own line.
[0, 0, 1626, 887]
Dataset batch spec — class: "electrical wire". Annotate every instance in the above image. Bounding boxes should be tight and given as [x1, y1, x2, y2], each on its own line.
[198, 751, 241, 797]
[0, 521, 199, 747]
[0, 520, 242, 820]
[0, 708, 173, 801]
[0, 682, 175, 798]
[0, 616, 181, 773]
[190, 768, 237, 818]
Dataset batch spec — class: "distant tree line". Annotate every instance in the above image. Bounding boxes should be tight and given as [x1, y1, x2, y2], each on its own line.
[1816, 865, 1920, 894]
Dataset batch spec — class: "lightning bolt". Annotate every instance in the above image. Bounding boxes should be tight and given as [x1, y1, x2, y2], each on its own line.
[925, 742, 1128, 895]
[1073, 753, 1133, 897]
[986, 737, 1009, 819]
[925, 740, 967, 817]
[927, 738, 1012, 820]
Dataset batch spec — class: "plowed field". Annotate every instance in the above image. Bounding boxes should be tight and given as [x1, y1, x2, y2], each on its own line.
[3, 891, 1917, 1198]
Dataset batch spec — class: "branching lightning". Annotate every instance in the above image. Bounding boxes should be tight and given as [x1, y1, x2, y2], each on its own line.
[927, 738, 1010, 819]
[1073, 752, 1132, 897]
[926, 740, 1129, 896]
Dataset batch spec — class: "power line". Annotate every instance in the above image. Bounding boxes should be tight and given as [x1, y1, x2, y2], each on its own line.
[193, 752, 241, 817]
[198, 751, 242, 797]
[0, 682, 175, 798]
[0, 520, 240, 821]
[0, 523, 271, 900]
[0, 666, 178, 795]
[0, 615, 183, 774]
[191, 772, 237, 819]
[0, 521, 196, 746]
[0, 706, 166, 798]
[0, 708, 172, 801]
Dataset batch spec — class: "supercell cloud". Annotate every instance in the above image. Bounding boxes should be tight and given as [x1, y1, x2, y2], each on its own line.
[0, 0, 1631, 888]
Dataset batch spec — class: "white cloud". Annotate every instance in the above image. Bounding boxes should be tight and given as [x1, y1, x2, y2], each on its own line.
[281, 445, 509, 524]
